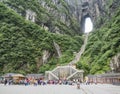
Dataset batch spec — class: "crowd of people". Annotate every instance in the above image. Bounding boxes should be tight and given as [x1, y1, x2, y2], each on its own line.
[2, 78, 82, 87]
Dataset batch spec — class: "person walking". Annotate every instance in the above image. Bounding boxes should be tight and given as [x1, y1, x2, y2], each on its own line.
[4, 79, 7, 85]
[77, 81, 80, 89]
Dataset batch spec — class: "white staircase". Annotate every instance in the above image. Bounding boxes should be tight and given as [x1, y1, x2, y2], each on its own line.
[69, 33, 89, 65]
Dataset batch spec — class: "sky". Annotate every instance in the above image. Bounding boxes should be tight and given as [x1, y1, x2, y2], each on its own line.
[84, 17, 93, 33]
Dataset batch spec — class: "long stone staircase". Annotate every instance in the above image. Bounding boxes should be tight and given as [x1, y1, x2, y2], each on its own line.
[45, 34, 89, 80]
[68, 33, 89, 65]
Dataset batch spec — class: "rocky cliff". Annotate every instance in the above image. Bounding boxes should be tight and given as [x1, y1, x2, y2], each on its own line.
[0, 2, 83, 74]
[65, 0, 120, 32]
[0, 0, 120, 74]
[2, 0, 120, 34]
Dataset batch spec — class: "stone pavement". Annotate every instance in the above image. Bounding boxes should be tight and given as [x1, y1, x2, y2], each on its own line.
[0, 84, 120, 94]
[81, 84, 120, 94]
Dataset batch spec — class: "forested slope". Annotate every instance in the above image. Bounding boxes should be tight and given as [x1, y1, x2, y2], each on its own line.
[0, 0, 120, 76]
[0, 3, 83, 74]
[2, 0, 81, 35]
[77, 7, 120, 75]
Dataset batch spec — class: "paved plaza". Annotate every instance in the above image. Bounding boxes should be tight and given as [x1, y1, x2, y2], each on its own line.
[0, 84, 120, 94]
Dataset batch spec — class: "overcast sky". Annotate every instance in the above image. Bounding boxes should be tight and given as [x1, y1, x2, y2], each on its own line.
[85, 18, 93, 33]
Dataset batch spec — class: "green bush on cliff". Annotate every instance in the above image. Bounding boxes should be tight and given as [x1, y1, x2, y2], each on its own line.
[0, 3, 83, 74]
[77, 7, 120, 75]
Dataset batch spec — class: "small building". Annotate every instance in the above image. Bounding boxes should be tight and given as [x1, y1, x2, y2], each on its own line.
[87, 73, 120, 85]
[26, 74, 44, 80]
[12, 74, 25, 84]
[2, 73, 25, 84]
[2, 73, 16, 80]
[0, 76, 4, 84]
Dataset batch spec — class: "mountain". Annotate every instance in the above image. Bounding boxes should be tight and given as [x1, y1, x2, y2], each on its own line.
[76, 1, 120, 74]
[0, 2, 83, 74]
[1, 0, 83, 35]
[0, 0, 120, 75]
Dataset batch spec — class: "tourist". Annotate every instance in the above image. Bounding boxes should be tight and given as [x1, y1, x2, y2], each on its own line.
[77, 81, 80, 89]
[4, 79, 7, 85]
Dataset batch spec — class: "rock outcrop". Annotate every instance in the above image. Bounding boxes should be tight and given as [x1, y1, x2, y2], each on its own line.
[53, 41, 62, 58]
[110, 53, 120, 73]
[2, 0, 120, 34]
[65, 0, 120, 32]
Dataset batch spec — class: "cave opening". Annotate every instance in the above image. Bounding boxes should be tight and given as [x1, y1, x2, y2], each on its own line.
[81, 14, 93, 33]
[84, 17, 93, 33]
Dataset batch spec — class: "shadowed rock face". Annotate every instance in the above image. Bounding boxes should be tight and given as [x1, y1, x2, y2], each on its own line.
[110, 53, 120, 73]
[63, 0, 101, 32]
[2, 0, 120, 34]
[65, 0, 120, 32]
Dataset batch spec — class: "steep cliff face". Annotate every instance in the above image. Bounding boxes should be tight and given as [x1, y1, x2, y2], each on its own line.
[0, 0, 120, 74]
[110, 53, 120, 73]
[0, 2, 84, 74]
[65, 0, 120, 32]
[1, 0, 81, 35]
[77, 4, 120, 74]
[91, 0, 120, 28]
[2, 0, 120, 34]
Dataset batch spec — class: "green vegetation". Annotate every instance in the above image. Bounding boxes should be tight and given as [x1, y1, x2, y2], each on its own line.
[0, 2, 83, 74]
[2, 0, 81, 36]
[0, 0, 120, 76]
[77, 7, 120, 75]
